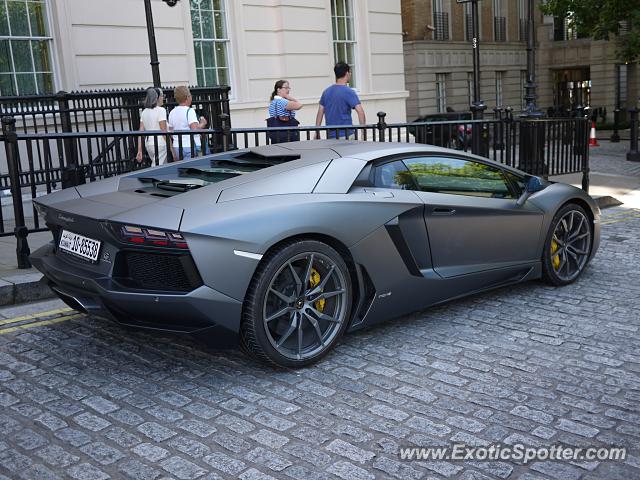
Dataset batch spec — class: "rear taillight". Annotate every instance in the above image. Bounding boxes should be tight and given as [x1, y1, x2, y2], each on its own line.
[110, 224, 189, 249]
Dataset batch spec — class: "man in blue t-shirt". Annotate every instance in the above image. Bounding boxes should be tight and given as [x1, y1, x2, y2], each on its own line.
[315, 62, 366, 139]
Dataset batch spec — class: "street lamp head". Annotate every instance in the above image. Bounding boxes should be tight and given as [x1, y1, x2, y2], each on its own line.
[163, 0, 179, 6]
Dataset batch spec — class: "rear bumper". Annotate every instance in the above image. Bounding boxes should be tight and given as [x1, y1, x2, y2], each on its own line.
[30, 243, 242, 344]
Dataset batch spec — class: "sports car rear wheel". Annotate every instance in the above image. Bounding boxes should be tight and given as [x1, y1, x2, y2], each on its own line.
[241, 240, 352, 368]
[542, 203, 593, 286]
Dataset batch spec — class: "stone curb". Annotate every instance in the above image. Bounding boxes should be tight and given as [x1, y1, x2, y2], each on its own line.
[594, 195, 624, 209]
[0, 272, 56, 307]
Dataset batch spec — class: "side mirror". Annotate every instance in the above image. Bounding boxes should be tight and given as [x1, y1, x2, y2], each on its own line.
[516, 175, 545, 206]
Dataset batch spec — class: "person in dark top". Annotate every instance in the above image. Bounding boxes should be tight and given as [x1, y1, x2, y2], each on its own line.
[315, 62, 366, 139]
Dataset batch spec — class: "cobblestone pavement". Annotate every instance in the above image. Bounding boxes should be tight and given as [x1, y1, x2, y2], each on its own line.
[1, 207, 640, 480]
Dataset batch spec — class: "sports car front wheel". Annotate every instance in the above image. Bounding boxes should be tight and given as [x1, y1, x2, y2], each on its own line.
[241, 240, 352, 368]
[542, 203, 593, 286]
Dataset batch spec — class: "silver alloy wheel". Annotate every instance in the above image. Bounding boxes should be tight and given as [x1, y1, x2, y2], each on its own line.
[262, 251, 348, 360]
[551, 209, 592, 282]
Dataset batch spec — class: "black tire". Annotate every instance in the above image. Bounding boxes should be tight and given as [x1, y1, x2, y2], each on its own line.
[541, 203, 593, 286]
[240, 239, 352, 368]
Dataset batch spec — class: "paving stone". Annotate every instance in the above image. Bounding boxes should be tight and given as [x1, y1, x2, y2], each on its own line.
[368, 403, 409, 422]
[176, 418, 216, 437]
[79, 441, 125, 465]
[238, 468, 279, 480]
[246, 446, 292, 471]
[159, 455, 207, 479]
[53, 428, 91, 447]
[108, 408, 144, 426]
[35, 445, 79, 468]
[0, 449, 32, 473]
[211, 431, 252, 453]
[66, 463, 109, 480]
[510, 405, 554, 425]
[372, 456, 424, 480]
[13, 429, 47, 450]
[327, 460, 375, 480]
[73, 412, 111, 432]
[157, 391, 191, 407]
[18, 463, 63, 480]
[137, 422, 177, 442]
[555, 419, 600, 438]
[118, 459, 162, 480]
[203, 451, 247, 476]
[250, 429, 290, 449]
[103, 426, 142, 448]
[325, 439, 375, 464]
[133, 443, 170, 462]
[216, 413, 255, 434]
[254, 411, 296, 431]
[168, 436, 211, 458]
[184, 402, 221, 419]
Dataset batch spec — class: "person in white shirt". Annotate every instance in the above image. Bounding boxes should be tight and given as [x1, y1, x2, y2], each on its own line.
[168, 86, 208, 159]
[136, 87, 172, 165]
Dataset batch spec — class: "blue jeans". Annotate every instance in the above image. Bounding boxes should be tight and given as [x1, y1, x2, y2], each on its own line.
[179, 146, 201, 159]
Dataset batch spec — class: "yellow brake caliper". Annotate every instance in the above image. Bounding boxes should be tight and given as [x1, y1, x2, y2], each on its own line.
[551, 239, 560, 270]
[309, 268, 325, 312]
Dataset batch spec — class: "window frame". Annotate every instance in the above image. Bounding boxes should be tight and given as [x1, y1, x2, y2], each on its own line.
[0, 0, 56, 96]
[330, 0, 358, 88]
[190, 0, 232, 88]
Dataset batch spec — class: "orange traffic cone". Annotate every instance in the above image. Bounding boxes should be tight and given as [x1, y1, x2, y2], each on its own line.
[589, 121, 600, 147]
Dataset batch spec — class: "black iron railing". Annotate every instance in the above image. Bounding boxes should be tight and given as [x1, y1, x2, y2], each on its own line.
[0, 86, 231, 134]
[1, 111, 589, 268]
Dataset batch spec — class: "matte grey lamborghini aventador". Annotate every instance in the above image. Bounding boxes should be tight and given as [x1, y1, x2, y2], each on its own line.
[31, 140, 600, 367]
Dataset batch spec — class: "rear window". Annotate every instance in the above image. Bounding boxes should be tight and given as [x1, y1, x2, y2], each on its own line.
[132, 150, 301, 196]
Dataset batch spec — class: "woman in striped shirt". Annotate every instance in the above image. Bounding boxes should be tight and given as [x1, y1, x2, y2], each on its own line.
[267, 80, 303, 143]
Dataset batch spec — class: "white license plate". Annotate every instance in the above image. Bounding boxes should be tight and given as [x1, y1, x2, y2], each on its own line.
[59, 230, 101, 263]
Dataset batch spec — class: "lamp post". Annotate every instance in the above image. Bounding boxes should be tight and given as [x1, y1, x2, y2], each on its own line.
[521, 0, 542, 118]
[457, 0, 486, 154]
[144, 0, 180, 88]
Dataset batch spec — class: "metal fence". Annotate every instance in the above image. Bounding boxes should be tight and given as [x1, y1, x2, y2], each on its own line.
[1, 111, 589, 268]
[0, 86, 231, 135]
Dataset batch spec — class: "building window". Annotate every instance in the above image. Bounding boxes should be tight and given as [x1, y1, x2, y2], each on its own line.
[331, 0, 357, 87]
[433, 0, 449, 41]
[554, 16, 579, 41]
[0, 0, 54, 96]
[518, 0, 527, 42]
[617, 64, 628, 107]
[436, 73, 448, 113]
[191, 0, 230, 86]
[495, 71, 504, 107]
[493, 0, 506, 42]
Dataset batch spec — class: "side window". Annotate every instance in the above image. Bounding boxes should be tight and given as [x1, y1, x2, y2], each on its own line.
[373, 160, 415, 190]
[403, 156, 514, 198]
[504, 171, 525, 195]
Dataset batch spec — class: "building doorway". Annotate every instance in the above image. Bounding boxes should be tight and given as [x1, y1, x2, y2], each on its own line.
[552, 68, 590, 112]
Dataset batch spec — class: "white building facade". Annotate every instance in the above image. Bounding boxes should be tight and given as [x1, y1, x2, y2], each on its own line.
[1, 0, 408, 127]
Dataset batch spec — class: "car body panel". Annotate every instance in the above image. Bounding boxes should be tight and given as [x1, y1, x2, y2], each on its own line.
[30, 140, 600, 345]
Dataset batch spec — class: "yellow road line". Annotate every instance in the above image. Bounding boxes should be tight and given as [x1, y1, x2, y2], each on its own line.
[0, 313, 84, 335]
[0, 307, 74, 327]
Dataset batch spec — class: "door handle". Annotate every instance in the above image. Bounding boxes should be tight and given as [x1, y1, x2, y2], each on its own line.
[432, 207, 456, 215]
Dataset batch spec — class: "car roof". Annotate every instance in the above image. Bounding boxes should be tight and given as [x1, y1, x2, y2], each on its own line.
[267, 140, 491, 163]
